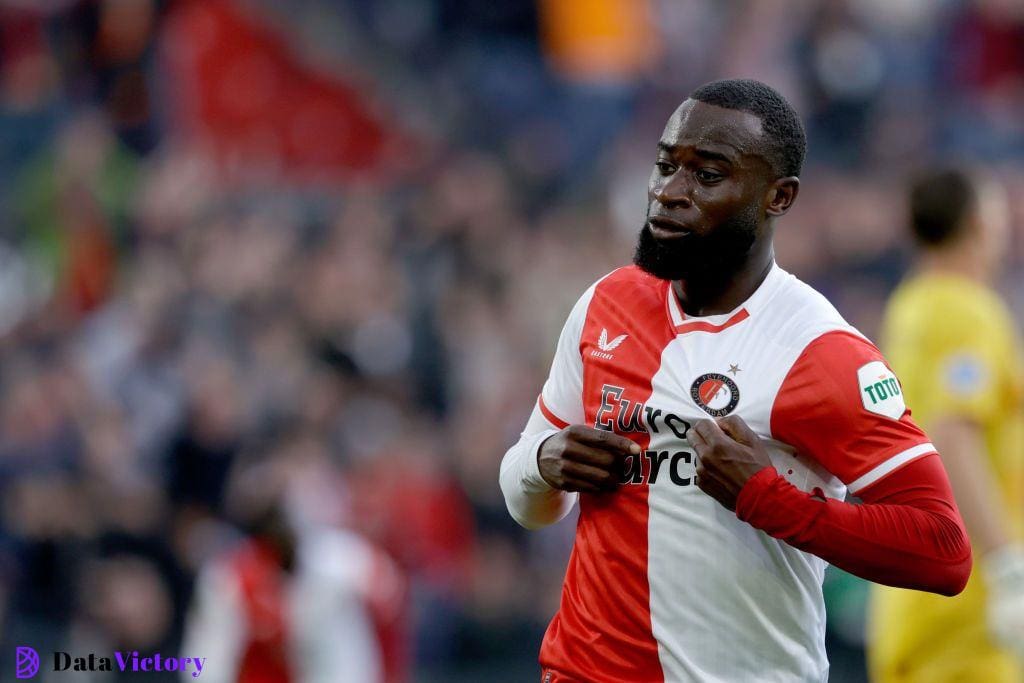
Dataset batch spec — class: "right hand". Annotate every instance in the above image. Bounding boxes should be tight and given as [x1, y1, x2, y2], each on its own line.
[538, 425, 641, 493]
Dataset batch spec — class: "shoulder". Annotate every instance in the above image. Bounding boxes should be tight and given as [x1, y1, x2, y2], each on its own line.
[888, 274, 1013, 341]
[774, 329, 890, 408]
[759, 268, 865, 353]
[569, 265, 668, 327]
[765, 272, 895, 417]
[590, 265, 668, 301]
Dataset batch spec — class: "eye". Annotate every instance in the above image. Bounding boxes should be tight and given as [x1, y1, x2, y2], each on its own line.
[655, 160, 676, 175]
[695, 168, 724, 183]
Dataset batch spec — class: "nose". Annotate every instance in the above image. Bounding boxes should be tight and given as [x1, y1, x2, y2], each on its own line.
[654, 175, 693, 209]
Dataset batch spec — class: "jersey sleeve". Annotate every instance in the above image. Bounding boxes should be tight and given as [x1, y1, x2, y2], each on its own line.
[771, 330, 936, 496]
[537, 282, 597, 427]
[736, 455, 971, 596]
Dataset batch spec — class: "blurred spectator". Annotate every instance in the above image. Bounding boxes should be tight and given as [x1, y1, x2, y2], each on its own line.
[182, 455, 408, 683]
[797, 0, 886, 167]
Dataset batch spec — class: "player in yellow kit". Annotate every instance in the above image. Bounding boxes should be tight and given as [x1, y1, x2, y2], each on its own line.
[869, 169, 1024, 682]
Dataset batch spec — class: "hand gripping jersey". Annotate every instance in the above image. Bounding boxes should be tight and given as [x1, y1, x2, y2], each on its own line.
[521, 263, 939, 683]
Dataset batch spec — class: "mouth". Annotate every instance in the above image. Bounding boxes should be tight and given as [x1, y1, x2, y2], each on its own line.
[647, 216, 693, 239]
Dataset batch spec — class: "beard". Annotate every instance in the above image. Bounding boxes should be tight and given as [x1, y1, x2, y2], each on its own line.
[632, 204, 760, 283]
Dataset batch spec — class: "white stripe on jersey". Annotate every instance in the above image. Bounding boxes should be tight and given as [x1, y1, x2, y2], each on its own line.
[847, 443, 937, 494]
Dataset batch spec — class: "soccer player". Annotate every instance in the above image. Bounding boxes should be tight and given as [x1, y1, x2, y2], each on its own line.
[499, 79, 972, 682]
[868, 169, 1024, 682]
[182, 502, 408, 683]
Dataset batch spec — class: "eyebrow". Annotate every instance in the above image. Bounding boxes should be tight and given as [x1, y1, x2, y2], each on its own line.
[657, 141, 736, 164]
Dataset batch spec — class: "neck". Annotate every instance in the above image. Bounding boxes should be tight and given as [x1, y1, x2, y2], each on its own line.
[672, 240, 775, 316]
[918, 243, 987, 283]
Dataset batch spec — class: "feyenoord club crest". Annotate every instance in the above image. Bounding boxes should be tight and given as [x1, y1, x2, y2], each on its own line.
[690, 372, 740, 417]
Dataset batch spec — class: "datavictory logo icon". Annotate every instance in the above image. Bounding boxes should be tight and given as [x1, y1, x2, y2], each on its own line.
[16, 646, 40, 679]
[11, 646, 206, 678]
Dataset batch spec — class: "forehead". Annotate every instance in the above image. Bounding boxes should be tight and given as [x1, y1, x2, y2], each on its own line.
[659, 100, 766, 160]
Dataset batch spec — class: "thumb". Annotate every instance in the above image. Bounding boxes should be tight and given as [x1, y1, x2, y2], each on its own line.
[716, 416, 757, 447]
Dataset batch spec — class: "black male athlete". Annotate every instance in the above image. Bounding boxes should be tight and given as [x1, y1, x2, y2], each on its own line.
[499, 79, 971, 682]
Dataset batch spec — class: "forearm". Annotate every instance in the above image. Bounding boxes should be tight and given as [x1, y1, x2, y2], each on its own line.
[499, 406, 577, 530]
[928, 415, 1012, 556]
[736, 455, 972, 595]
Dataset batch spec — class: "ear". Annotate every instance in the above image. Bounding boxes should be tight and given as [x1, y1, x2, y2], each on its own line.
[765, 177, 800, 217]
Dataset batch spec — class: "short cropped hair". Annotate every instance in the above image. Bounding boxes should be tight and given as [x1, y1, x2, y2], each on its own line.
[908, 169, 977, 247]
[690, 79, 806, 178]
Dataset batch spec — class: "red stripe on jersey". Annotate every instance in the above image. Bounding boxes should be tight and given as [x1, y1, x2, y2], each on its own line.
[674, 308, 750, 335]
[539, 266, 673, 682]
[538, 395, 570, 429]
[770, 330, 931, 486]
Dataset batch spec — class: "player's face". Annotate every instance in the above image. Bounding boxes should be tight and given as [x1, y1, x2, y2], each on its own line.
[635, 100, 775, 282]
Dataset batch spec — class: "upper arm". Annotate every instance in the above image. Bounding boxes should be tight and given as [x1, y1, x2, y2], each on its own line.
[539, 281, 598, 427]
[771, 331, 937, 496]
[927, 414, 1013, 554]
[927, 416, 990, 499]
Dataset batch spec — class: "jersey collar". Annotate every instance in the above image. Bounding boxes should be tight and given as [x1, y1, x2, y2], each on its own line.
[665, 261, 785, 335]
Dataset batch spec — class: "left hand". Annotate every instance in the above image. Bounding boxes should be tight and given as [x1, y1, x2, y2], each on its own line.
[691, 415, 774, 511]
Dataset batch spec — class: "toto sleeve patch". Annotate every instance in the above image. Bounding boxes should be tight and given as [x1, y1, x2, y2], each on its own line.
[858, 361, 906, 419]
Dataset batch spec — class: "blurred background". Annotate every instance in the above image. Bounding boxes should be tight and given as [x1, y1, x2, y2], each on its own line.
[0, 0, 1022, 681]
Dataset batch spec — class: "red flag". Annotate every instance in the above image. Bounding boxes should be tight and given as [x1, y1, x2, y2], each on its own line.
[161, 0, 405, 184]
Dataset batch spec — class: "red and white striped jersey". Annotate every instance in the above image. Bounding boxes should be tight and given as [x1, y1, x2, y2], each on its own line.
[501, 263, 936, 682]
[181, 529, 408, 683]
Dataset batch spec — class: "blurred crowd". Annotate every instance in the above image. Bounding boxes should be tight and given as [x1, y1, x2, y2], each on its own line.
[0, 0, 1023, 681]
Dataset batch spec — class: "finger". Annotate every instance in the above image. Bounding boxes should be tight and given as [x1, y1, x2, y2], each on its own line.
[689, 423, 709, 448]
[562, 461, 619, 489]
[562, 442, 620, 469]
[717, 415, 757, 446]
[695, 455, 728, 483]
[571, 426, 641, 455]
[696, 471, 736, 511]
[690, 436, 711, 460]
[561, 476, 605, 494]
[692, 419, 724, 446]
[689, 421, 720, 460]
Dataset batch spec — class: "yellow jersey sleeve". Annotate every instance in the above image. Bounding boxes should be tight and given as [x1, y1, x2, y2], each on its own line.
[924, 329, 1002, 422]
